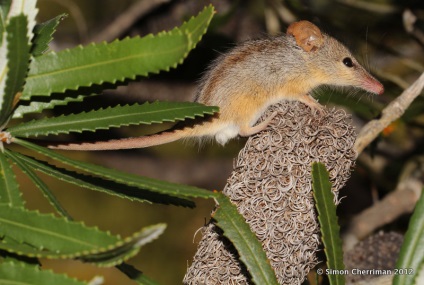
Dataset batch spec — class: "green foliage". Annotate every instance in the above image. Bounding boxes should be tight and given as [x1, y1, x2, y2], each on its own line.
[12, 94, 93, 119]
[21, 4, 214, 99]
[9, 101, 218, 137]
[214, 193, 279, 285]
[14, 138, 215, 200]
[312, 162, 345, 285]
[0, 152, 23, 206]
[31, 13, 67, 56]
[393, 190, 424, 285]
[0, 261, 89, 285]
[0, 1, 215, 283]
[0, 15, 30, 126]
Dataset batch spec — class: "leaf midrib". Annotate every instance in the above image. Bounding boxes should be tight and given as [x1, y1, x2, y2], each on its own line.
[9, 105, 213, 134]
[27, 44, 187, 80]
[0, 215, 105, 249]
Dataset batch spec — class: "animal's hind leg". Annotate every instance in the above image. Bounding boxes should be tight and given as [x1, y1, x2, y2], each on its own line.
[238, 111, 278, 137]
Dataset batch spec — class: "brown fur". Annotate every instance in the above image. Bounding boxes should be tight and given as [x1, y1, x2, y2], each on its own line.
[51, 20, 383, 151]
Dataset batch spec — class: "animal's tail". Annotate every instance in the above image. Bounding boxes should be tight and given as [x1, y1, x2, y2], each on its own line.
[49, 128, 189, 151]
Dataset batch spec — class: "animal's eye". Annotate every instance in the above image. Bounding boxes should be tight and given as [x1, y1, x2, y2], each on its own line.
[343, 57, 354, 68]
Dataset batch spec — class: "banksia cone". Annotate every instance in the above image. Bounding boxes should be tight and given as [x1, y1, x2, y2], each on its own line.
[184, 101, 356, 285]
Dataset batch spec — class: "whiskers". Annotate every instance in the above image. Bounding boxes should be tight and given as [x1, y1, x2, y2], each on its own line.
[314, 84, 375, 106]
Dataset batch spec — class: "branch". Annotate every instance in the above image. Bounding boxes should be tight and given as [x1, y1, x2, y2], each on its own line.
[347, 178, 421, 241]
[354, 72, 424, 155]
[89, 0, 170, 43]
[344, 156, 423, 249]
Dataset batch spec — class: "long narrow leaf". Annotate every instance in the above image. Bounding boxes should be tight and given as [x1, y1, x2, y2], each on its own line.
[0, 151, 23, 206]
[8, 101, 218, 137]
[21, 5, 214, 99]
[5, 149, 71, 218]
[0, 15, 31, 126]
[214, 193, 279, 285]
[9, 151, 194, 207]
[22, 29, 187, 97]
[82, 223, 166, 267]
[13, 138, 215, 199]
[0, 204, 119, 253]
[0, 261, 89, 285]
[393, 190, 424, 285]
[12, 94, 95, 119]
[0, 223, 165, 266]
[312, 162, 345, 285]
[8, 0, 38, 43]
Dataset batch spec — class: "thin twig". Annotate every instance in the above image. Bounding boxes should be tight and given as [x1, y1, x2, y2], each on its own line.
[89, 0, 171, 43]
[354, 72, 424, 155]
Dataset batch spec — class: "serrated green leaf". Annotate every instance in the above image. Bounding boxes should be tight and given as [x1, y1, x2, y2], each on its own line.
[0, 223, 166, 267]
[5, 149, 71, 218]
[9, 151, 194, 207]
[117, 263, 159, 285]
[82, 223, 166, 267]
[179, 4, 214, 50]
[22, 30, 187, 98]
[22, 6, 214, 99]
[214, 193, 279, 285]
[8, 101, 218, 137]
[7, 0, 38, 43]
[0, 15, 31, 126]
[13, 138, 215, 200]
[0, 209, 164, 267]
[31, 13, 67, 56]
[312, 162, 345, 285]
[0, 261, 89, 285]
[393, 189, 424, 285]
[12, 94, 96, 119]
[0, 204, 119, 253]
[0, 151, 23, 207]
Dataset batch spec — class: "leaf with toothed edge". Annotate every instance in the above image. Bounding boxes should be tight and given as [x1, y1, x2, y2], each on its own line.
[21, 5, 215, 99]
[0, 15, 31, 127]
[0, 221, 166, 267]
[0, 204, 119, 253]
[82, 223, 166, 267]
[12, 94, 97, 119]
[0, 261, 89, 285]
[8, 0, 38, 43]
[13, 139, 216, 200]
[6, 150, 195, 208]
[8, 101, 218, 137]
[0, 1, 38, 124]
[31, 13, 67, 56]
[312, 162, 345, 285]
[5, 149, 71, 218]
[0, 152, 24, 207]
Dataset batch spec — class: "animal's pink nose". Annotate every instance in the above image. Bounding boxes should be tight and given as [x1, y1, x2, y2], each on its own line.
[363, 76, 384, 95]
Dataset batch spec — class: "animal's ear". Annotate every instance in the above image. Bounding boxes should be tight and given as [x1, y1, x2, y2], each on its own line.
[287, 21, 324, 52]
